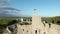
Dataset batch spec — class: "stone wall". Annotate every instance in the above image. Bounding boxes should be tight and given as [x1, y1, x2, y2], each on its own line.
[17, 15, 60, 34]
[17, 24, 32, 34]
[44, 23, 60, 34]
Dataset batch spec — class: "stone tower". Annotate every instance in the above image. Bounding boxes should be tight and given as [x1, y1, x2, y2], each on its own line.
[31, 14, 44, 34]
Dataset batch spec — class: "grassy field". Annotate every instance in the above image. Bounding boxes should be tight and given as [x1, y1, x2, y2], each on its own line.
[0, 17, 32, 25]
[0, 17, 17, 25]
[0, 17, 19, 34]
[0, 16, 60, 26]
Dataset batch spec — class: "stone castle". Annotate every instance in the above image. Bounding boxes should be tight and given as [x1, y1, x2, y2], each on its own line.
[17, 14, 60, 34]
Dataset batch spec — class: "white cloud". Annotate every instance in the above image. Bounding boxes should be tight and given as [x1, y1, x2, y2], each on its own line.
[0, 0, 10, 2]
[0, 11, 3, 14]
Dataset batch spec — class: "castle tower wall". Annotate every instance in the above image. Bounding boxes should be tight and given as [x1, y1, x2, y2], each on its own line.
[32, 15, 44, 34]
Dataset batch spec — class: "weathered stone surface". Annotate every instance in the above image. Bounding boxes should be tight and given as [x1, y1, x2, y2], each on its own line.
[17, 15, 60, 34]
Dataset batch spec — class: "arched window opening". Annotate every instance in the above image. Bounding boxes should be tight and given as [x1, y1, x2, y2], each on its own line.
[23, 29, 24, 31]
[27, 30, 28, 32]
[35, 30, 37, 34]
[44, 32, 46, 34]
[39, 29, 40, 34]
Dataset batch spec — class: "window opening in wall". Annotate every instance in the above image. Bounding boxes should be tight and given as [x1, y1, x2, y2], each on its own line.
[39, 29, 40, 34]
[27, 30, 28, 32]
[49, 23, 51, 28]
[35, 30, 37, 34]
[44, 32, 46, 34]
[23, 29, 24, 31]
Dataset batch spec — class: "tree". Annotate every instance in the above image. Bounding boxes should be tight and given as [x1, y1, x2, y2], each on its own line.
[56, 21, 60, 25]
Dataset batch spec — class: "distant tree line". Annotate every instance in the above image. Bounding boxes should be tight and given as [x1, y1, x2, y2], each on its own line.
[0, 17, 18, 29]
[42, 16, 60, 25]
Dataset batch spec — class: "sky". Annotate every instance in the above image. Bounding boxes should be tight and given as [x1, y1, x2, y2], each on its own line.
[0, 0, 60, 17]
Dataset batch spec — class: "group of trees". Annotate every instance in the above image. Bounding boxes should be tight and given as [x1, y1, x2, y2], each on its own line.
[42, 16, 60, 25]
[0, 17, 18, 34]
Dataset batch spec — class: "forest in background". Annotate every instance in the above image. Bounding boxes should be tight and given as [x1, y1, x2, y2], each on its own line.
[42, 16, 60, 25]
[0, 16, 60, 26]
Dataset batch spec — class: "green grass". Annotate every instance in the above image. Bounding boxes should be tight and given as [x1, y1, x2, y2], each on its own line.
[0, 17, 19, 34]
[0, 17, 19, 25]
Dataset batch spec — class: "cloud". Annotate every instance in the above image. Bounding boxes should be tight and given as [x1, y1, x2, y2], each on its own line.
[0, 9, 20, 14]
[3, 7, 20, 11]
[0, 5, 20, 14]
[0, 6, 20, 11]
[0, 7, 21, 17]
[0, 11, 3, 14]
[8, 0, 10, 1]
[0, 0, 10, 2]
[0, 0, 21, 17]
